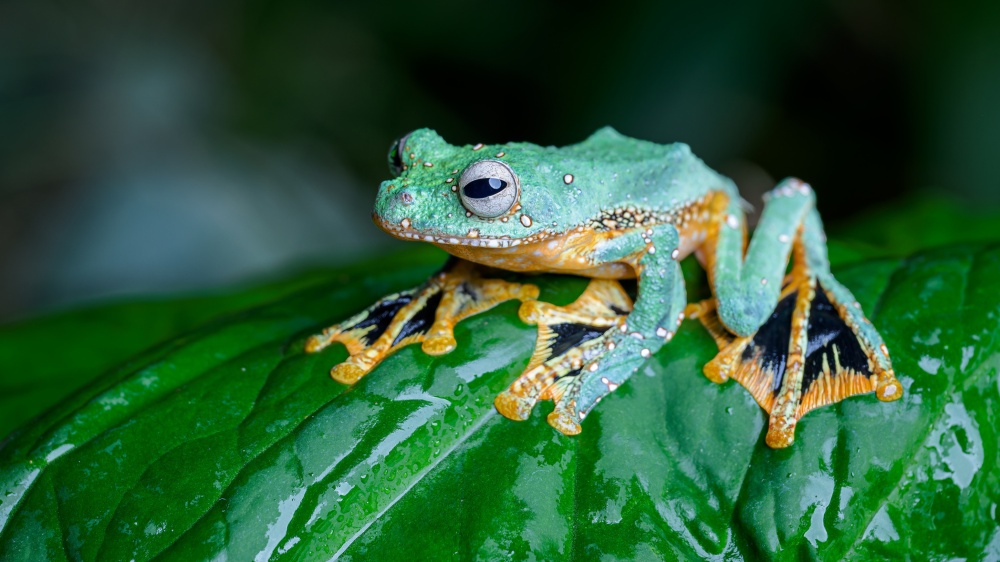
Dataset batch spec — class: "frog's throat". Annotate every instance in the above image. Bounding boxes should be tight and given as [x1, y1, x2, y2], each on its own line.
[378, 215, 639, 277]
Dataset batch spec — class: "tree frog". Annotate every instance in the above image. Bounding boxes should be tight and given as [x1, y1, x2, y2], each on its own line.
[306, 128, 901, 448]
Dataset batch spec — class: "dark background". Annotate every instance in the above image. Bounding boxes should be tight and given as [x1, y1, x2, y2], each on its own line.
[2, 0, 998, 322]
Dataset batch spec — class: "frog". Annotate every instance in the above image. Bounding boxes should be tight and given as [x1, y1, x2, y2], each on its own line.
[305, 127, 902, 448]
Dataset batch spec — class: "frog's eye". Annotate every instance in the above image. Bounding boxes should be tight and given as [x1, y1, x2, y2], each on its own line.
[458, 160, 519, 219]
[387, 132, 412, 176]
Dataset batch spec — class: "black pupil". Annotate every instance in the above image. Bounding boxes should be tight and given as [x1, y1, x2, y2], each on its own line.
[387, 135, 409, 175]
[463, 177, 507, 199]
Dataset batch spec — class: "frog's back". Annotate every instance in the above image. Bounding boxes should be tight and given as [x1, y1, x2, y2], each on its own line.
[496, 128, 734, 240]
[560, 126, 687, 163]
[439, 128, 736, 277]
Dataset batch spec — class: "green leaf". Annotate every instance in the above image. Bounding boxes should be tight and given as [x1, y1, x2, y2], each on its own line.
[0, 275, 307, 441]
[0, 241, 997, 560]
[2, 194, 999, 560]
[0, 251, 440, 440]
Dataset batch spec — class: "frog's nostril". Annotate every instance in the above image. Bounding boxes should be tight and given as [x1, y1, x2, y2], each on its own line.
[399, 191, 414, 205]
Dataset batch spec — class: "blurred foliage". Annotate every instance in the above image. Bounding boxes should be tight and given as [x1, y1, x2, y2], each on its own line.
[832, 195, 1000, 259]
[3, 0, 1000, 203]
[1, 0, 998, 317]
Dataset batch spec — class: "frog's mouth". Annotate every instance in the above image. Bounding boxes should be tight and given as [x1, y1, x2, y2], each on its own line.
[374, 215, 550, 249]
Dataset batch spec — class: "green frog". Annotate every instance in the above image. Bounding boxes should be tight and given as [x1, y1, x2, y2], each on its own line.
[305, 128, 901, 448]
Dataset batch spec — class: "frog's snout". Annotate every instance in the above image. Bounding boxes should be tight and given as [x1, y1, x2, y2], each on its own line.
[378, 180, 414, 208]
[374, 180, 419, 229]
[384, 189, 415, 220]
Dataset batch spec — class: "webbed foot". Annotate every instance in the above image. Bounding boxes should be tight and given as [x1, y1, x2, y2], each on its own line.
[306, 259, 539, 384]
[496, 223, 688, 435]
[689, 271, 901, 448]
[494, 279, 636, 433]
[697, 181, 903, 448]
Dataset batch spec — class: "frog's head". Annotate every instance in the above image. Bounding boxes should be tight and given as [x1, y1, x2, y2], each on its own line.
[373, 128, 569, 249]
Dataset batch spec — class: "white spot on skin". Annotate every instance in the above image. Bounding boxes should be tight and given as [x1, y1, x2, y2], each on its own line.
[883, 384, 897, 398]
[589, 363, 599, 372]
[671, 249, 680, 260]
[423, 162, 433, 167]
[630, 332, 644, 340]
[563, 174, 574, 184]
[400, 218, 411, 229]
[606, 341, 616, 350]
[520, 215, 533, 227]
[880, 343, 890, 357]
[779, 233, 790, 244]
[445, 178, 454, 183]
[761, 278, 768, 286]
[640, 348, 651, 358]
[467, 229, 479, 238]
[495, 151, 505, 158]
[648, 246, 656, 254]
[472, 143, 484, 151]
[726, 214, 739, 229]
[656, 327, 668, 338]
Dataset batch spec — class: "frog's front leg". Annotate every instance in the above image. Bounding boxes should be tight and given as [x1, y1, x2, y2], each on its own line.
[700, 178, 902, 448]
[306, 258, 539, 384]
[497, 225, 687, 434]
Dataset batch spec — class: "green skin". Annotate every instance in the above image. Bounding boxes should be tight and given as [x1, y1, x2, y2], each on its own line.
[374, 128, 893, 428]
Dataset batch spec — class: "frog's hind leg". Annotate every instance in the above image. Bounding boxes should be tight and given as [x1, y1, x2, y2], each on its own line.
[494, 279, 633, 424]
[699, 180, 901, 447]
[305, 258, 539, 384]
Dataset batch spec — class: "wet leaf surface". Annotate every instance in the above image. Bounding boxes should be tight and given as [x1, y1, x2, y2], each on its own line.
[1, 239, 998, 560]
